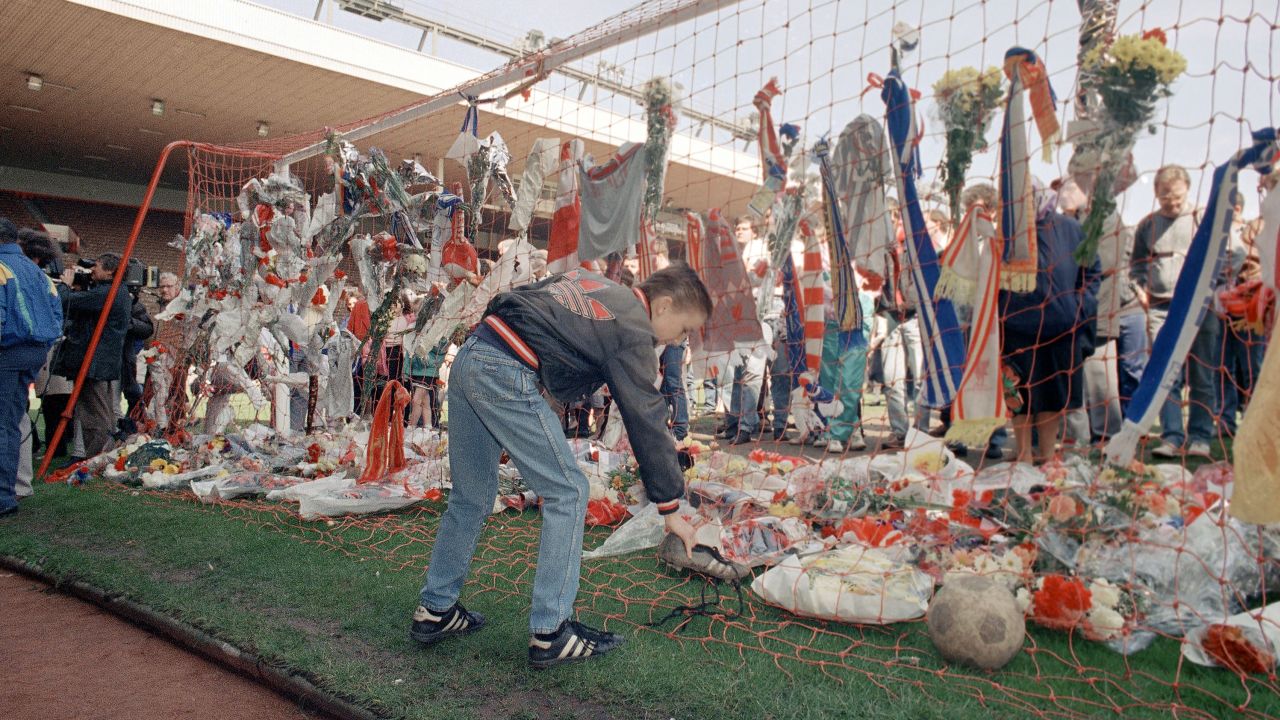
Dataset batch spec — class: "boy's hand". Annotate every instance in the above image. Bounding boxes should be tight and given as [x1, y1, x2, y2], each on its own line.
[663, 513, 698, 559]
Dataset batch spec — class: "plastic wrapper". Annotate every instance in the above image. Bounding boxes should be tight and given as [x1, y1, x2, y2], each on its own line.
[1076, 507, 1267, 648]
[141, 464, 223, 491]
[191, 471, 306, 502]
[751, 545, 935, 624]
[296, 481, 420, 519]
[970, 462, 1046, 496]
[790, 457, 874, 518]
[688, 481, 771, 523]
[583, 501, 691, 560]
[265, 473, 351, 501]
[1183, 601, 1280, 672]
[720, 516, 814, 568]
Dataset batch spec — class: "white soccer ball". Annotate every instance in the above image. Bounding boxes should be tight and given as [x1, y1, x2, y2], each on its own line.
[927, 575, 1025, 670]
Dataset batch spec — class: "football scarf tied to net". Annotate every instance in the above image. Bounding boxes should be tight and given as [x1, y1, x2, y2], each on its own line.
[878, 69, 966, 411]
[749, 78, 843, 435]
[998, 47, 1061, 293]
[935, 207, 1008, 447]
[1107, 129, 1280, 475]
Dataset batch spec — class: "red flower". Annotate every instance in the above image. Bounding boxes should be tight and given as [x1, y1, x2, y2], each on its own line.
[334, 269, 347, 280]
[306, 443, 323, 464]
[114, 455, 127, 471]
[208, 289, 228, 301]
[1142, 28, 1168, 45]
[423, 488, 443, 502]
[310, 286, 328, 306]
[585, 497, 629, 526]
[1031, 575, 1092, 631]
[264, 273, 287, 289]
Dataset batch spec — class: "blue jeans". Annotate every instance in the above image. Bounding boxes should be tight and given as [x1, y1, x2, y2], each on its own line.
[819, 319, 866, 442]
[1149, 307, 1222, 446]
[1114, 312, 1148, 416]
[419, 337, 590, 634]
[724, 349, 764, 438]
[770, 338, 794, 435]
[659, 344, 688, 440]
[1, 343, 48, 512]
[1221, 325, 1265, 435]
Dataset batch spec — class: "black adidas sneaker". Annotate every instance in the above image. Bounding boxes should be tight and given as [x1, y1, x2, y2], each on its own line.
[528, 619, 626, 669]
[409, 603, 486, 645]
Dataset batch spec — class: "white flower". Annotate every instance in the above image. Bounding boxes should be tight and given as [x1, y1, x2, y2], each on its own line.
[1089, 579, 1122, 610]
[1015, 587, 1032, 614]
[1087, 607, 1126, 640]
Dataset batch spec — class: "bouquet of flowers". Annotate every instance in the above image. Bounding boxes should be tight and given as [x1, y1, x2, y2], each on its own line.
[1073, 29, 1187, 263]
[1021, 574, 1144, 643]
[641, 77, 680, 220]
[932, 66, 1004, 221]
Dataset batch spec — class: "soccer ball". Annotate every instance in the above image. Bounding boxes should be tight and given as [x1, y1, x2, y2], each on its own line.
[927, 575, 1025, 670]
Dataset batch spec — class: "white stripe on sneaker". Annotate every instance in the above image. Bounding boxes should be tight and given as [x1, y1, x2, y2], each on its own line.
[557, 637, 578, 660]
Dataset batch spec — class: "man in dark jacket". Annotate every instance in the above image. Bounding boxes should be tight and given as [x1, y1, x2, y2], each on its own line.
[55, 252, 132, 458]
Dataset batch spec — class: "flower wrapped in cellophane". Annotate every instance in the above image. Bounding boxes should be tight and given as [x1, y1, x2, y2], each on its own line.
[932, 66, 1004, 221]
[1072, 29, 1187, 263]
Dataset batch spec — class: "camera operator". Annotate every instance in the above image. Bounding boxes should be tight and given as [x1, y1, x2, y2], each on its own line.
[54, 251, 132, 459]
[0, 219, 63, 517]
[118, 261, 154, 434]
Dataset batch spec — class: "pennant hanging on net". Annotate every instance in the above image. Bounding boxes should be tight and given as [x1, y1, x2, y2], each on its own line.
[693, 209, 763, 355]
[879, 69, 967, 410]
[1105, 128, 1279, 470]
[998, 47, 1060, 292]
[832, 115, 895, 292]
[814, 136, 865, 343]
[943, 207, 1007, 446]
[508, 137, 560, 235]
[546, 139, 585, 274]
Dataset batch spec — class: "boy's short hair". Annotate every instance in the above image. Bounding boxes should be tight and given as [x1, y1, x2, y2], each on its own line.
[638, 263, 713, 318]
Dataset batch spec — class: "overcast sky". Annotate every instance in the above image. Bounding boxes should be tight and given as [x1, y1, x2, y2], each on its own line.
[256, 0, 1279, 223]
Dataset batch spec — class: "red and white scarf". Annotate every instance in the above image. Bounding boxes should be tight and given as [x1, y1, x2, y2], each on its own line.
[939, 207, 1007, 446]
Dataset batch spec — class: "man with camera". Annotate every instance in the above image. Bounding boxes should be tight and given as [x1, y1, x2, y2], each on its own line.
[54, 251, 132, 459]
[0, 218, 63, 517]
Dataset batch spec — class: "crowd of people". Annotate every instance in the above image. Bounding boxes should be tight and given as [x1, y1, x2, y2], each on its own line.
[0, 218, 172, 516]
[0, 159, 1273, 516]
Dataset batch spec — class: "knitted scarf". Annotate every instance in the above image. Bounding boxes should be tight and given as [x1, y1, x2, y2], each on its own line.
[939, 207, 1006, 446]
[998, 48, 1060, 292]
[1107, 128, 1279, 468]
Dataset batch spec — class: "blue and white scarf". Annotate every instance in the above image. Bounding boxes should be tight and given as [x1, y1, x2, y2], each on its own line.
[880, 70, 967, 409]
[1106, 128, 1280, 466]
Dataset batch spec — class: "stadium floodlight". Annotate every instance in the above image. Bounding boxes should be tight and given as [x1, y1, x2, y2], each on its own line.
[151, 99, 165, 116]
[337, 0, 405, 21]
[26, 74, 43, 91]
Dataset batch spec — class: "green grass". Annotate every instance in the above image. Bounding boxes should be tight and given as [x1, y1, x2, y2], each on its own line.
[3, 483, 1275, 720]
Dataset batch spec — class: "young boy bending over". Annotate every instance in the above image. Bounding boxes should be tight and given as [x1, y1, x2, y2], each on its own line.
[409, 264, 708, 668]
